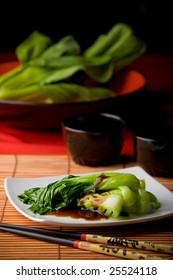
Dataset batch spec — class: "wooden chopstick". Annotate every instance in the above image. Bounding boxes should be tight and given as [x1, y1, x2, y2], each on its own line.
[1, 223, 173, 254]
[0, 223, 170, 260]
[82, 233, 173, 255]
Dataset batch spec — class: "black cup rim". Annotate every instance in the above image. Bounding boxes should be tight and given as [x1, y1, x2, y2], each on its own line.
[62, 112, 126, 134]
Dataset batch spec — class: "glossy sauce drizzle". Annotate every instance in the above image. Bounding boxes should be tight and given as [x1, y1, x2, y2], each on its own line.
[45, 208, 108, 221]
[93, 174, 109, 189]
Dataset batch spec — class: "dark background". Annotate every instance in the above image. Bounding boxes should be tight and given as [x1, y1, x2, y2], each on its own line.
[0, 0, 173, 55]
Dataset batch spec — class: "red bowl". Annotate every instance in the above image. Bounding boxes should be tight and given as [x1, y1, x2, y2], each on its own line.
[0, 61, 146, 130]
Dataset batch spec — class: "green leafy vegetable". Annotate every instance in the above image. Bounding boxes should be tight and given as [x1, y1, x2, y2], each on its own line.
[78, 191, 124, 219]
[15, 31, 53, 64]
[18, 172, 160, 218]
[95, 172, 141, 191]
[41, 83, 115, 103]
[0, 23, 146, 103]
[18, 174, 98, 214]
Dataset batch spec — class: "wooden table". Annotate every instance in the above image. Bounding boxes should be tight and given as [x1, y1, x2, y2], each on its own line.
[0, 154, 173, 260]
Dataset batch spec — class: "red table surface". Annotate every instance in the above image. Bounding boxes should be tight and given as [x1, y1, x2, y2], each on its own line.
[0, 53, 173, 156]
[0, 123, 134, 156]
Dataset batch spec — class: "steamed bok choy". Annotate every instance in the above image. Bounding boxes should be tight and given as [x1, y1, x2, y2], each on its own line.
[0, 23, 146, 103]
[17, 172, 160, 219]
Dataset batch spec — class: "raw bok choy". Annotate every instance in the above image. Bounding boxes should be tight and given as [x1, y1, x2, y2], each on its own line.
[0, 23, 146, 103]
[17, 172, 160, 219]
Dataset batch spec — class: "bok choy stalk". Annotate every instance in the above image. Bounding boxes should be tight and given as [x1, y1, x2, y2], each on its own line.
[78, 191, 124, 219]
[17, 172, 160, 218]
[0, 23, 146, 103]
[77, 186, 160, 218]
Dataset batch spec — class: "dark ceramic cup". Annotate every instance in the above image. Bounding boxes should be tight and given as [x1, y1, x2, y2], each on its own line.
[62, 113, 126, 166]
[134, 125, 173, 177]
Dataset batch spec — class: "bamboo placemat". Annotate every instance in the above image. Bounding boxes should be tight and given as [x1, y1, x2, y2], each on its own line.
[0, 154, 173, 260]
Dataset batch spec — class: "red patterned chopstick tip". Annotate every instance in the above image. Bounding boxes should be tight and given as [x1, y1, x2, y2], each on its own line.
[73, 240, 80, 248]
[80, 233, 87, 241]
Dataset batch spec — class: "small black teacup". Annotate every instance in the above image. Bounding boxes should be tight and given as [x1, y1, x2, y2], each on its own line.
[62, 113, 126, 166]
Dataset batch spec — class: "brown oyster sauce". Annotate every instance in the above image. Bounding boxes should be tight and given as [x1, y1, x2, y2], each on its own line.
[45, 208, 108, 221]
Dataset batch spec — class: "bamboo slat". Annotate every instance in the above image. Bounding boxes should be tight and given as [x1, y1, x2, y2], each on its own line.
[13, 155, 69, 178]
[0, 154, 173, 260]
[69, 155, 124, 175]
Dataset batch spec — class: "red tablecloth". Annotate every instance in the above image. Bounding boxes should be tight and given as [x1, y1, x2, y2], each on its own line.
[0, 124, 67, 154]
[0, 123, 134, 156]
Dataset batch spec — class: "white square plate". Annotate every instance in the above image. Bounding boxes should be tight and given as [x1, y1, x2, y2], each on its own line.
[4, 166, 173, 227]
